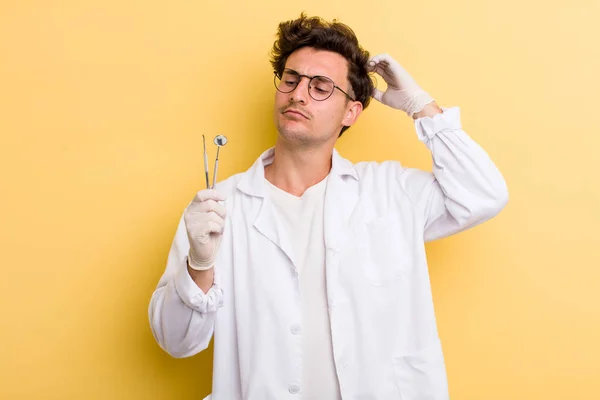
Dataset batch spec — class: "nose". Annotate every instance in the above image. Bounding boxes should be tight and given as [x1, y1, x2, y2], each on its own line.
[289, 76, 310, 104]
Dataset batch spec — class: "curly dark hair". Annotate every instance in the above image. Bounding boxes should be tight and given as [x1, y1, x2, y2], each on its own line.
[270, 13, 374, 136]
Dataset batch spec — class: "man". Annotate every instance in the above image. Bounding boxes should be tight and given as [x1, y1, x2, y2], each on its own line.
[149, 14, 508, 400]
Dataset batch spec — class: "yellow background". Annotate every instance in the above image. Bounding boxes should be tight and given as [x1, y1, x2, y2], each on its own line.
[1, 0, 599, 399]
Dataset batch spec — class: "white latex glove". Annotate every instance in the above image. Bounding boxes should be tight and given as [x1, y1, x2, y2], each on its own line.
[184, 189, 227, 271]
[368, 53, 435, 117]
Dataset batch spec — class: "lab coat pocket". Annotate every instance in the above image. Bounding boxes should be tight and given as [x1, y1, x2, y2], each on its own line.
[392, 338, 449, 400]
[356, 214, 412, 287]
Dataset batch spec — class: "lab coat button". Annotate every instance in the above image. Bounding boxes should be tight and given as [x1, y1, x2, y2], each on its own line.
[288, 384, 300, 394]
[290, 324, 301, 335]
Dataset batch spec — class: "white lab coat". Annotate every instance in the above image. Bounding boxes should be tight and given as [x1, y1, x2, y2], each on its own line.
[149, 107, 508, 400]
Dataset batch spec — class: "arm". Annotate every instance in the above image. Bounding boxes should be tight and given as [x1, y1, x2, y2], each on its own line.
[409, 106, 508, 241]
[148, 213, 223, 358]
[413, 102, 443, 119]
[368, 55, 508, 240]
[188, 263, 215, 293]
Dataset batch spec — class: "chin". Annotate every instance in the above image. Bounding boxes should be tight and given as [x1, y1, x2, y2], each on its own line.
[279, 129, 312, 144]
[277, 119, 308, 139]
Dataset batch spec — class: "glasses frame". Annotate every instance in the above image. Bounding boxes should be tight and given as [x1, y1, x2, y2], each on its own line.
[274, 69, 356, 102]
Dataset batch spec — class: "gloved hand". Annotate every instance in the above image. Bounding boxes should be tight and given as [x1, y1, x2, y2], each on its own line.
[368, 53, 435, 117]
[184, 189, 227, 271]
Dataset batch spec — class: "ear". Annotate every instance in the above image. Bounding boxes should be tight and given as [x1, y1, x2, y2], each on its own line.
[341, 101, 363, 128]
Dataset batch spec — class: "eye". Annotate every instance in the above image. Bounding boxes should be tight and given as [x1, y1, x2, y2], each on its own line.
[312, 78, 333, 94]
[281, 72, 299, 85]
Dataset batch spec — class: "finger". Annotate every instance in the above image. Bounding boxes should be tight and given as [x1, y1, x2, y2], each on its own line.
[187, 212, 225, 236]
[193, 189, 227, 203]
[369, 53, 406, 77]
[209, 210, 225, 225]
[368, 53, 392, 70]
[369, 53, 393, 65]
[367, 59, 377, 72]
[202, 211, 225, 229]
[195, 189, 226, 202]
[185, 200, 225, 220]
[368, 57, 399, 87]
[370, 64, 402, 90]
[206, 219, 225, 235]
[368, 59, 388, 73]
[194, 199, 227, 218]
[371, 87, 384, 103]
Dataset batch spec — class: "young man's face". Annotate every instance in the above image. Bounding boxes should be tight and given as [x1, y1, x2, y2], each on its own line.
[273, 47, 362, 147]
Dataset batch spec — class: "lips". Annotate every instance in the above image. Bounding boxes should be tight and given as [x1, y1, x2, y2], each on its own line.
[283, 109, 308, 119]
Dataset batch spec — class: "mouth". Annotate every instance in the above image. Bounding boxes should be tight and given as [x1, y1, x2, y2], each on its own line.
[283, 109, 308, 119]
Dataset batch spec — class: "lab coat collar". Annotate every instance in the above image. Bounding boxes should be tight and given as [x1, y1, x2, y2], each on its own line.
[236, 146, 358, 197]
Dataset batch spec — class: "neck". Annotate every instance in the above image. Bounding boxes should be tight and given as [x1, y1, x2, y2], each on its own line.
[264, 140, 333, 197]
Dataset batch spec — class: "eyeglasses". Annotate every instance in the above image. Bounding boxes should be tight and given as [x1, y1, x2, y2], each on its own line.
[274, 69, 356, 102]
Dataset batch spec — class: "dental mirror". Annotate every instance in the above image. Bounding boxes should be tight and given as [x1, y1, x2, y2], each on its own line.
[212, 134, 228, 189]
[214, 135, 228, 147]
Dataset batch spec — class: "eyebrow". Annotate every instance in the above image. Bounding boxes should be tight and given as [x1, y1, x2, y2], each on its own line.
[283, 68, 333, 81]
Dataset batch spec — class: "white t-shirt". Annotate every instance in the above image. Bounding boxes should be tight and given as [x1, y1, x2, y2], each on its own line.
[265, 176, 341, 400]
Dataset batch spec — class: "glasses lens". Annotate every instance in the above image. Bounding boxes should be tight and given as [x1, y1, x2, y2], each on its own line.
[275, 71, 300, 93]
[309, 76, 334, 100]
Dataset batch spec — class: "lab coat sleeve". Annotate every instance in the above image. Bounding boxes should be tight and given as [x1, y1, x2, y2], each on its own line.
[404, 106, 508, 241]
[148, 213, 223, 358]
